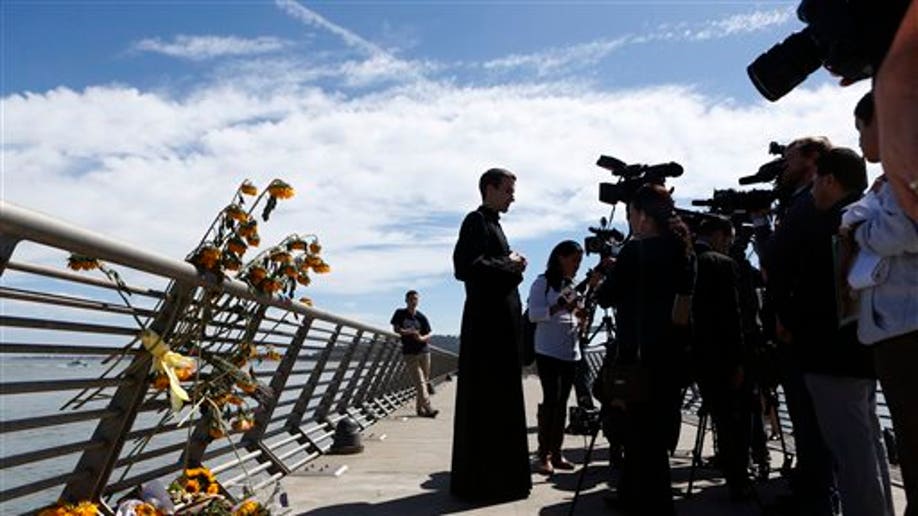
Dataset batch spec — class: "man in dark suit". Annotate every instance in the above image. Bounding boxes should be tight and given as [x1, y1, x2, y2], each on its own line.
[692, 215, 751, 501]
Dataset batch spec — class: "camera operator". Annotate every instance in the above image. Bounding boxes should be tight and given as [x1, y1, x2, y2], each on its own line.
[691, 215, 753, 501]
[755, 136, 837, 515]
[595, 184, 695, 515]
[527, 240, 595, 476]
[844, 90, 918, 515]
[797, 147, 894, 516]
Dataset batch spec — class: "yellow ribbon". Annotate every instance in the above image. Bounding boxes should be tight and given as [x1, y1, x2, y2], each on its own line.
[141, 329, 196, 413]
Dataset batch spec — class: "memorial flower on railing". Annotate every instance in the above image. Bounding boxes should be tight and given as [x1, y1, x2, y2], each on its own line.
[37, 500, 98, 516]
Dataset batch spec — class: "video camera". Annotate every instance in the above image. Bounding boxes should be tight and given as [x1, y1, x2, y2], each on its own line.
[691, 189, 778, 214]
[584, 216, 626, 257]
[738, 141, 787, 185]
[748, 0, 910, 102]
[597, 155, 684, 205]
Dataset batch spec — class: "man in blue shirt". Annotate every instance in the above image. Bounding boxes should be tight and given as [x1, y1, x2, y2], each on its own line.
[391, 290, 438, 418]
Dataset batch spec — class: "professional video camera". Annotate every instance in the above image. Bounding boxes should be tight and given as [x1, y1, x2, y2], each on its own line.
[691, 189, 778, 214]
[584, 216, 626, 257]
[738, 141, 786, 185]
[748, 0, 910, 102]
[597, 155, 684, 205]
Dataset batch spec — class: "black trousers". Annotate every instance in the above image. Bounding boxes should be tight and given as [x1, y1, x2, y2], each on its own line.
[698, 372, 752, 491]
[535, 354, 576, 458]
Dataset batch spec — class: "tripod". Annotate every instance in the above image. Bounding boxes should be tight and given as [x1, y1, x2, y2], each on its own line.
[568, 406, 606, 516]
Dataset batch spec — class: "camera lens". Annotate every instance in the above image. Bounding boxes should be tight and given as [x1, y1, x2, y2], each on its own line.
[747, 28, 824, 102]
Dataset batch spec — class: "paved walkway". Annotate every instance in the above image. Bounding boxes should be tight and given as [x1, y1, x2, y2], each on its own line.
[284, 374, 906, 515]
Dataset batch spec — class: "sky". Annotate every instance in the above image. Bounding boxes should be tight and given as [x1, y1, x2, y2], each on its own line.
[1, 1, 877, 335]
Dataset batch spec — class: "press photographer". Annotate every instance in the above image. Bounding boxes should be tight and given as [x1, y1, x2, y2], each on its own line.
[594, 184, 695, 515]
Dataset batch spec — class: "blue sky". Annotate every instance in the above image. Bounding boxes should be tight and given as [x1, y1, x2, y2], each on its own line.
[2, 1, 875, 335]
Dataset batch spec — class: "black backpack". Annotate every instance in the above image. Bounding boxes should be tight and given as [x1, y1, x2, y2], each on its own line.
[520, 276, 550, 366]
[521, 308, 537, 366]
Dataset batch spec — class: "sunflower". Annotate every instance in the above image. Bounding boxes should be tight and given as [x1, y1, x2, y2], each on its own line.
[231, 417, 255, 432]
[267, 179, 295, 199]
[152, 374, 170, 391]
[207, 483, 220, 495]
[238, 220, 258, 239]
[67, 254, 101, 271]
[134, 502, 160, 516]
[280, 264, 298, 278]
[224, 204, 249, 223]
[312, 261, 331, 274]
[37, 504, 69, 516]
[247, 266, 268, 283]
[245, 233, 261, 247]
[194, 246, 221, 270]
[222, 253, 242, 271]
[309, 241, 322, 254]
[239, 181, 258, 196]
[260, 278, 283, 295]
[269, 250, 292, 263]
[226, 237, 247, 257]
[73, 502, 98, 516]
[175, 366, 196, 382]
[296, 273, 311, 287]
[184, 478, 201, 494]
[233, 500, 263, 516]
[287, 239, 307, 251]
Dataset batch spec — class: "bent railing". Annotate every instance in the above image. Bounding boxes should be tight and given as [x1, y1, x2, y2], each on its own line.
[0, 201, 458, 514]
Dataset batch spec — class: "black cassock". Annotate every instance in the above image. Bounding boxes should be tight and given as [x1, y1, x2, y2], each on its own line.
[450, 205, 531, 501]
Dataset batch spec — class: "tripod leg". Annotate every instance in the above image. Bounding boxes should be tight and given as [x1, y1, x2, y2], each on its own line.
[686, 412, 708, 498]
[569, 422, 602, 516]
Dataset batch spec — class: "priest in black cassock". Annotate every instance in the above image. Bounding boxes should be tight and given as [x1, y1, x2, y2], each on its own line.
[450, 168, 532, 502]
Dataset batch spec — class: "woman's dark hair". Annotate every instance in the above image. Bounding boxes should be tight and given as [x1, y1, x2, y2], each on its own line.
[630, 184, 693, 258]
[544, 240, 583, 291]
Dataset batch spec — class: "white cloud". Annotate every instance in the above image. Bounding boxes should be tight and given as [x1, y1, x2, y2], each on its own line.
[483, 8, 793, 75]
[132, 35, 289, 61]
[3, 79, 874, 307]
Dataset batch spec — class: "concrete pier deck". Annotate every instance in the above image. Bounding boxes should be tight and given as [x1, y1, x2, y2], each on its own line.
[284, 375, 906, 515]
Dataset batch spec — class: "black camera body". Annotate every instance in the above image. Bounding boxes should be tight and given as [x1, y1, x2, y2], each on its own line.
[596, 155, 684, 205]
[692, 188, 778, 214]
[748, 0, 910, 101]
[739, 141, 787, 185]
[585, 226, 626, 257]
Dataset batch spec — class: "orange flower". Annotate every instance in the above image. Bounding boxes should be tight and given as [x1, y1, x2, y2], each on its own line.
[222, 253, 242, 271]
[270, 250, 292, 263]
[226, 394, 244, 406]
[239, 180, 258, 196]
[184, 478, 201, 494]
[134, 502, 159, 516]
[232, 417, 255, 432]
[312, 261, 331, 274]
[207, 483, 220, 495]
[234, 500, 263, 516]
[208, 427, 225, 439]
[247, 266, 267, 283]
[287, 239, 307, 251]
[280, 264, 298, 278]
[245, 233, 261, 247]
[267, 179, 295, 199]
[309, 241, 322, 254]
[263, 349, 282, 361]
[175, 367, 195, 382]
[237, 381, 257, 394]
[260, 278, 283, 295]
[152, 374, 170, 391]
[296, 273, 311, 287]
[67, 254, 101, 271]
[226, 237, 247, 256]
[224, 204, 249, 223]
[195, 246, 221, 269]
[238, 220, 258, 239]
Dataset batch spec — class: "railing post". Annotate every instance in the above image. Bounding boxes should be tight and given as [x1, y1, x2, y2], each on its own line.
[60, 282, 196, 504]
[353, 335, 390, 408]
[245, 316, 314, 443]
[0, 233, 21, 276]
[314, 330, 363, 422]
[285, 324, 343, 431]
[334, 333, 380, 415]
[363, 340, 401, 414]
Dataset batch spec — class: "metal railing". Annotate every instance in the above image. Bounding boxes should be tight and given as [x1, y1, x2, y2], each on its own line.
[0, 201, 458, 514]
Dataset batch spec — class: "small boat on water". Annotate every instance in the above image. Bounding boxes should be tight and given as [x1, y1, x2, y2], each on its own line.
[67, 359, 90, 367]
